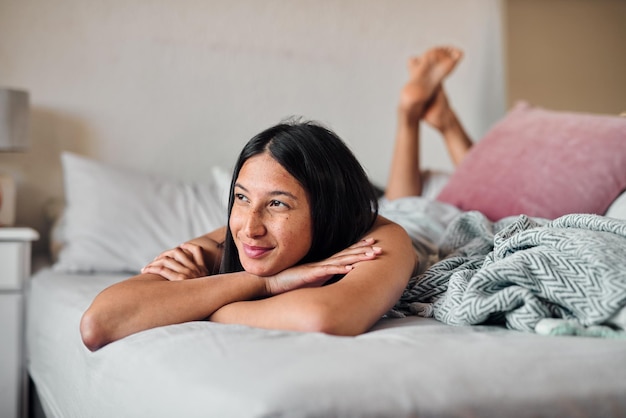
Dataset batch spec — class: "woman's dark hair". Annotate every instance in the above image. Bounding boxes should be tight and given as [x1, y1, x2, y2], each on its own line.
[220, 120, 379, 274]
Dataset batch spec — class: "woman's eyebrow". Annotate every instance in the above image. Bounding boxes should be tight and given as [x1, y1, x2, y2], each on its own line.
[268, 190, 298, 200]
[234, 183, 298, 200]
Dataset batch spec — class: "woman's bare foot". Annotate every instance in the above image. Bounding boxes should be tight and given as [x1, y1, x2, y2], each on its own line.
[398, 46, 463, 123]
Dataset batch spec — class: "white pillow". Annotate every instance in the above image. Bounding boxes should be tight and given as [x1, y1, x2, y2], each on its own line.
[605, 191, 626, 221]
[54, 152, 231, 273]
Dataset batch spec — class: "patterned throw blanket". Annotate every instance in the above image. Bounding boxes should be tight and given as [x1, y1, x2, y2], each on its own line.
[391, 212, 626, 338]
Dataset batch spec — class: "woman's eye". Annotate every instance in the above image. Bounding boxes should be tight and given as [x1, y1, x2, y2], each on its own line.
[235, 193, 249, 203]
[269, 200, 288, 208]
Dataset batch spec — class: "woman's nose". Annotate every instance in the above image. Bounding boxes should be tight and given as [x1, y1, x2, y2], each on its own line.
[244, 209, 266, 238]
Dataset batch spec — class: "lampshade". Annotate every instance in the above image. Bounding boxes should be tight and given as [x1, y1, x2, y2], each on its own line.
[0, 88, 30, 151]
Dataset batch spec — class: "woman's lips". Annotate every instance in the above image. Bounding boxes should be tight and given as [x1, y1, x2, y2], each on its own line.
[242, 244, 273, 259]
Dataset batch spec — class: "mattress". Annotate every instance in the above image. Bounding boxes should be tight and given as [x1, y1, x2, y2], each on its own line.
[26, 268, 626, 418]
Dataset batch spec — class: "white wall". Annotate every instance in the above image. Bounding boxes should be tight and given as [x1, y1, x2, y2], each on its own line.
[0, 0, 505, 252]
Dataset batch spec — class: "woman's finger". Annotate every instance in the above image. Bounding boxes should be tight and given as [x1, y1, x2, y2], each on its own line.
[148, 256, 193, 275]
[331, 250, 381, 266]
[323, 246, 382, 264]
[142, 254, 207, 279]
[141, 264, 193, 281]
[347, 237, 376, 249]
[145, 246, 205, 275]
[180, 243, 207, 270]
[167, 246, 200, 271]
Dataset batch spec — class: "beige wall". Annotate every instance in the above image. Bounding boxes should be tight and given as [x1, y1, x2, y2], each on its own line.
[506, 0, 626, 114]
[2, 0, 624, 255]
[0, 0, 506, 253]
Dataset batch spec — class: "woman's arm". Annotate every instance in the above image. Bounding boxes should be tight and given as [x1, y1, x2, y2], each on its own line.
[81, 226, 230, 350]
[79, 227, 382, 351]
[209, 216, 417, 336]
[80, 270, 267, 351]
[139, 226, 227, 280]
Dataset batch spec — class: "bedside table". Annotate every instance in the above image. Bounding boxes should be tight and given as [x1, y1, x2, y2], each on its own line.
[0, 228, 39, 418]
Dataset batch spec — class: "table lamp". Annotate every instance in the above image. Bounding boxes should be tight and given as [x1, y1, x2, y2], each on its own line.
[0, 88, 30, 226]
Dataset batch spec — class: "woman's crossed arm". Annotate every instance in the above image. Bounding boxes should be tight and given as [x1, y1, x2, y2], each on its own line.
[79, 219, 411, 351]
[209, 216, 416, 336]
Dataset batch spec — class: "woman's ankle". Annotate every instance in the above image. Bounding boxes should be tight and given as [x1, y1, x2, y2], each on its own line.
[435, 107, 461, 136]
[397, 105, 423, 128]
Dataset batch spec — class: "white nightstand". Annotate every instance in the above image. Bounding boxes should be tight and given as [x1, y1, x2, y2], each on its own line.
[0, 228, 39, 418]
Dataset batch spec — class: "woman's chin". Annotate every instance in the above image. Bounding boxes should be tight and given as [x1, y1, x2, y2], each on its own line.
[241, 260, 278, 277]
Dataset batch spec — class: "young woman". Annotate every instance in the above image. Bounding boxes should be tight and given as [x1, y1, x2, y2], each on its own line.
[80, 46, 466, 351]
[80, 121, 417, 351]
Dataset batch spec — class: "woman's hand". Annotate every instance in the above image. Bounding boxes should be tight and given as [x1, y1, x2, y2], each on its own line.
[141, 243, 209, 281]
[264, 238, 382, 295]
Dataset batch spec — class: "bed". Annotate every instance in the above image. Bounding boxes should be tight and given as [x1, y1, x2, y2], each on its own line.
[26, 103, 626, 417]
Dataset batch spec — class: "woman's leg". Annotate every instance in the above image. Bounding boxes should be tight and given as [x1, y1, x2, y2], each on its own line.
[423, 87, 473, 167]
[384, 46, 463, 201]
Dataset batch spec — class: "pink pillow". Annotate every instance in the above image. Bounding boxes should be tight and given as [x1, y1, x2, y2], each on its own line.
[436, 102, 626, 221]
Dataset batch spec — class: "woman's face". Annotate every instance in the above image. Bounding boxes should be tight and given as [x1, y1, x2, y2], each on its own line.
[229, 152, 313, 277]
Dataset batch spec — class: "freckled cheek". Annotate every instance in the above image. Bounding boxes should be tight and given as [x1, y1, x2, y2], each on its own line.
[277, 217, 313, 256]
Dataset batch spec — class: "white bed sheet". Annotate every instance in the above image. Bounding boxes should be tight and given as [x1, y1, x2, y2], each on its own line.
[27, 268, 626, 418]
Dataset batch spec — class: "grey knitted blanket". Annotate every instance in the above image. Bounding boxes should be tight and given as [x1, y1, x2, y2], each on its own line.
[391, 212, 626, 337]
